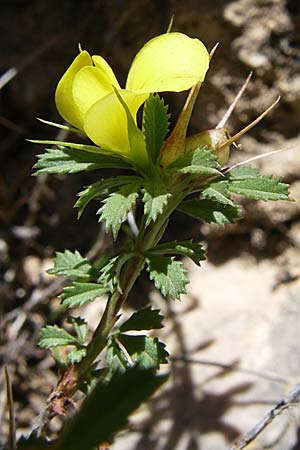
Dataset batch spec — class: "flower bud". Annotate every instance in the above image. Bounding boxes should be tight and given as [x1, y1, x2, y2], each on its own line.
[185, 128, 230, 166]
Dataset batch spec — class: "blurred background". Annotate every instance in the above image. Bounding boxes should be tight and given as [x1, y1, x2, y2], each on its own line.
[1, 0, 300, 449]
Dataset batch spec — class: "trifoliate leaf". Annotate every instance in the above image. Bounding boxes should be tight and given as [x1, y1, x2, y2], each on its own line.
[48, 250, 96, 280]
[142, 180, 171, 226]
[75, 176, 142, 218]
[61, 282, 108, 308]
[167, 147, 221, 175]
[178, 199, 242, 225]
[56, 366, 168, 450]
[33, 146, 131, 175]
[202, 181, 234, 206]
[67, 346, 87, 363]
[68, 316, 88, 344]
[118, 334, 169, 370]
[226, 166, 261, 180]
[143, 94, 170, 164]
[146, 255, 188, 300]
[228, 176, 290, 201]
[97, 182, 141, 240]
[147, 240, 206, 266]
[120, 306, 164, 332]
[38, 325, 78, 349]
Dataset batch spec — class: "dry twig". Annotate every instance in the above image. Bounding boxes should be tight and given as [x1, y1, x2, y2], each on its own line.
[228, 383, 300, 450]
[4, 366, 16, 450]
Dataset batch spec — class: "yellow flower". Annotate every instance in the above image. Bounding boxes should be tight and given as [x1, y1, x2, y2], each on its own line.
[55, 32, 209, 166]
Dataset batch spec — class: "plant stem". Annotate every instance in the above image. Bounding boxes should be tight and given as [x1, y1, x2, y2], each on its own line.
[79, 255, 145, 373]
[51, 191, 185, 411]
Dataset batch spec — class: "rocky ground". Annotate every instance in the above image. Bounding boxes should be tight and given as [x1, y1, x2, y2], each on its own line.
[1, 0, 300, 449]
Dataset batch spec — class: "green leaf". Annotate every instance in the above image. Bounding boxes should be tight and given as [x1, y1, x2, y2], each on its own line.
[68, 316, 88, 344]
[105, 338, 130, 372]
[75, 176, 142, 218]
[226, 166, 261, 180]
[118, 334, 169, 370]
[17, 433, 51, 449]
[146, 255, 188, 300]
[202, 181, 234, 205]
[120, 306, 164, 332]
[30, 139, 109, 153]
[147, 240, 206, 266]
[98, 256, 121, 292]
[142, 180, 171, 226]
[167, 147, 221, 175]
[178, 199, 242, 225]
[56, 367, 168, 450]
[228, 176, 290, 201]
[61, 282, 108, 308]
[38, 325, 77, 349]
[143, 94, 170, 164]
[67, 346, 87, 363]
[98, 182, 141, 240]
[48, 250, 96, 280]
[33, 146, 131, 175]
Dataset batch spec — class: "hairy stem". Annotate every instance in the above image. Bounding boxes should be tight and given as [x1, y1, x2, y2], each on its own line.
[50, 191, 184, 414]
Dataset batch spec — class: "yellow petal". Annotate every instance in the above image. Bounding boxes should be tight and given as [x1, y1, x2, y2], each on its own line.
[84, 90, 148, 157]
[72, 66, 115, 125]
[126, 32, 209, 93]
[92, 55, 121, 89]
[55, 51, 92, 130]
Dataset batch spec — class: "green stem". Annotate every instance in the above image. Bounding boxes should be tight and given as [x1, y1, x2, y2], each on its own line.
[54, 190, 185, 401]
[79, 255, 145, 374]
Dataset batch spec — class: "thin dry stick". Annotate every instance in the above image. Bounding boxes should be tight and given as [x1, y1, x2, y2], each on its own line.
[170, 356, 289, 385]
[4, 366, 16, 450]
[228, 383, 300, 450]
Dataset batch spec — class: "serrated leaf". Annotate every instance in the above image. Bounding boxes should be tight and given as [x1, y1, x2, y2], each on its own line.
[61, 282, 108, 308]
[98, 182, 141, 240]
[50, 347, 68, 366]
[56, 367, 168, 450]
[38, 325, 78, 349]
[75, 176, 142, 218]
[202, 181, 234, 205]
[17, 433, 51, 449]
[33, 146, 131, 175]
[98, 256, 121, 292]
[105, 338, 130, 373]
[48, 250, 96, 280]
[167, 147, 221, 175]
[177, 199, 242, 225]
[118, 334, 169, 369]
[67, 346, 87, 363]
[143, 94, 170, 164]
[68, 316, 88, 344]
[147, 240, 206, 266]
[146, 255, 188, 300]
[142, 180, 171, 226]
[120, 306, 164, 332]
[228, 176, 290, 201]
[226, 166, 261, 180]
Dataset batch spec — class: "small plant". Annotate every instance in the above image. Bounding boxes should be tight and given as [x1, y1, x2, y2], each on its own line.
[17, 30, 290, 449]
